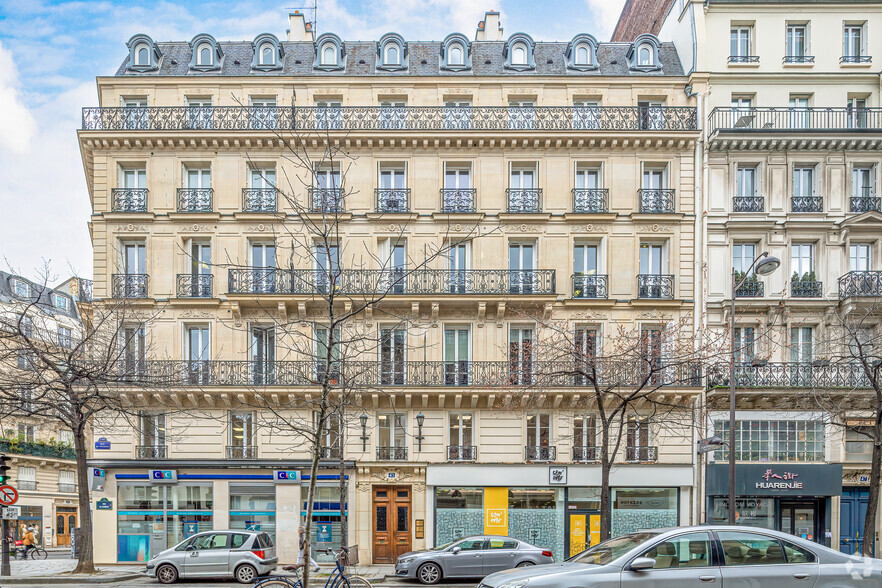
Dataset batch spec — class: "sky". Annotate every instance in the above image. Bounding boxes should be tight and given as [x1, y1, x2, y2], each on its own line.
[0, 0, 626, 284]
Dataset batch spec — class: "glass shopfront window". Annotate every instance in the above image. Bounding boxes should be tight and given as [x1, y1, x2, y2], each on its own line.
[303, 484, 346, 562]
[711, 497, 775, 529]
[567, 487, 601, 510]
[508, 488, 565, 560]
[611, 488, 678, 536]
[435, 487, 483, 545]
[14, 507, 42, 543]
[118, 484, 164, 510]
[230, 484, 276, 540]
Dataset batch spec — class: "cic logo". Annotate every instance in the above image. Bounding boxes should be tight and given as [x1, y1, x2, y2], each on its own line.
[152, 470, 174, 480]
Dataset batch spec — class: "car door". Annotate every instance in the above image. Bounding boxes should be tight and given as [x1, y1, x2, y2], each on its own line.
[441, 538, 487, 578]
[717, 530, 819, 588]
[621, 532, 722, 587]
[184, 533, 233, 577]
[482, 538, 519, 574]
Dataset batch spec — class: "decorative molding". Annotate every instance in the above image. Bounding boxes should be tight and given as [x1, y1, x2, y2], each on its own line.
[115, 224, 148, 232]
[570, 311, 605, 320]
[178, 223, 212, 233]
[504, 224, 543, 233]
[572, 224, 611, 233]
[246, 224, 275, 232]
[179, 309, 214, 318]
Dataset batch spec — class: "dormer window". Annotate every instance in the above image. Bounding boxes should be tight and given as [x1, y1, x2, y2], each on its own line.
[377, 33, 407, 71]
[135, 44, 149, 66]
[512, 44, 527, 65]
[504, 33, 536, 71]
[260, 44, 274, 65]
[197, 43, 213, 66]
[322, 44, 337, 65]
[126, 34, 161, 72]
[251, 34, 283, 71]
[566, 34, 599, 71]
[638, 44, 652, 66]
[188, 34, 222, 71]
[52, 293, 72, 312]
[450, 44, 464, 65]
[385, 44, 400, 65]
[441, 33, 472, 71]
[629, 34, 661, 71]
[314, 33, 344, 71]
[576, 45, 590, 65]
[10, 278, 29, 298]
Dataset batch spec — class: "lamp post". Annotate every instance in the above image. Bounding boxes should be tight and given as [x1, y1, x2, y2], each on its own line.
[416, 412, 425, 452]
[728, 251, 780, 524]
[359, 413, 368, 452]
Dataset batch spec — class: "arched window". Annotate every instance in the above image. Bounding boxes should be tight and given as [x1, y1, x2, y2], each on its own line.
[638, 44, 652, 66]
[576, 44, 590, 65]
[322, 43, 337, 65]
[260, 44, 274, 65]
[449, 44, 464, 66]
[136, 45, 149, 66]
[198, 44, 212, 66]
[385, 44, 399, 65]
[512, 44, 527, 65]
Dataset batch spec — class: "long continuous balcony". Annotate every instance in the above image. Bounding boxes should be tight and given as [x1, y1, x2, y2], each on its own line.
[227, 268, 557, 296]
[839, 271, 882, 299]
[82, 106, 698, 132]
[572, 188, 608, 213]
[710, 106, 882, 134]
[111, 188, 148, 212]
[707, 362, 873, 389]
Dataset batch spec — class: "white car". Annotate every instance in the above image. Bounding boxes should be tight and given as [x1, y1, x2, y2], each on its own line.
[146, 530, 277, 584]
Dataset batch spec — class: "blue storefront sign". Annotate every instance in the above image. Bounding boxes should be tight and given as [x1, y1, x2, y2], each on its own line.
[317, 522, 333, 543]
[95, 437, 111, 450]
[274, 471, 299, 483]
[149, 469, 178, 483]
[183, 522, 199, 538]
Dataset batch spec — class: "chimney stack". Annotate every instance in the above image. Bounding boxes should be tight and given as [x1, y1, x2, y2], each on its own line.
[475, 10, 503, 41]
[287, 11, 314, 42]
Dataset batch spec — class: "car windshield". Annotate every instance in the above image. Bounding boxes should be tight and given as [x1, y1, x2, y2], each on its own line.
[568, 532, 659, 565]
[430, 539, 460, 551]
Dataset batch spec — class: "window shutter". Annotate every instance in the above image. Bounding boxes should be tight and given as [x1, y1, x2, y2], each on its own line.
[18, 466, 36, 482]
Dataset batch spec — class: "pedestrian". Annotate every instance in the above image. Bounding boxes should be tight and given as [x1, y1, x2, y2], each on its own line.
[298, 525, 320, 572]
[21, 527, 35, 559]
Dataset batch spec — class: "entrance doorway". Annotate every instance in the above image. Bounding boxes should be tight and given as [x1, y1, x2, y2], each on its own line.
[779, 500, 818, 542]
[566, 511, 600, 557]
[372, 485, 412, 563]
[841, 487, 871, 555]
[56, 507, 77, 547]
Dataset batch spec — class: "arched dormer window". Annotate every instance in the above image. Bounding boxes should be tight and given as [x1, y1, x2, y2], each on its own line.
[377, 32, 407, 71]
[126, 34, 161, 72]
[314, 33, 345, 71]
[251, 33, 284, 71]
[566, 34, 599, 71]
[503, 33, 536, 71]
[628, 34, 662, 71]
[441, 33, 472, 71]
[638, 45, 652, 65]
[188, 34, 222, 71]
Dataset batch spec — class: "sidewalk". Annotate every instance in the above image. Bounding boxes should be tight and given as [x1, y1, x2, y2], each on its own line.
[0, 560, 144, 584]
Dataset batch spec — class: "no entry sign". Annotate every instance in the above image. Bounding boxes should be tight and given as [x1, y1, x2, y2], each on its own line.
[0, 486, 18, 506]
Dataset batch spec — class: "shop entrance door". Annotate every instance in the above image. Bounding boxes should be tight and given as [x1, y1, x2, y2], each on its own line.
[779, 501, 818, 542]
[372, 485, 412, 564]
[841, 487, 871, 555]
[566, 511, 600, 557]
[56, 507, 77, 547]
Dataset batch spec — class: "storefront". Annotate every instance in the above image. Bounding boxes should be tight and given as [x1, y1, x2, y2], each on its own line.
[705, 463, 841, 547]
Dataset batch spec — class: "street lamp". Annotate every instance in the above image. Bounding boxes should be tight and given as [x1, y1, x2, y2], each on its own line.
[728, 251, 780, 524]
[416, 412, 425, 452]
[359, 413, 369, 451]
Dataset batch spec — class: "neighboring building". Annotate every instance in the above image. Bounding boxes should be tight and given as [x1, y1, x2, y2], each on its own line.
[78, 12, 703, 564]
[611, 0, 676, 42]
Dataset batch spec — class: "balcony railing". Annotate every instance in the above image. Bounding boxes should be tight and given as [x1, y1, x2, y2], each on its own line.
[707, 361, 874, 389]
[177, 188, 213, 212]
[136, 445, 167, 459]
[792, 280, 823, 298]
[783, 55, 815, 64]
[626, 446, 658, 462]
[309, 187, 344, 212]
[850, 194, 880, 213]
[839, 271, 882, 299]
[58, 483, 76, 493]
[82, 106, 698, 132]
[375, 188, 410, 213]
[841, 55, 872, 64]
[76, 278, 93, 303]
[733, 196, 764, 213]
[637, 275, 674, 299]
[791, 196, 823, 213]
[735, 279, 763, 298]
[572, 188, 608, 213]
[447, 445, 477, 461]
[17, 481, 37, 491]
[112, 274, 149, 298]
[227, 445, 257, 459]
[228, 268, 556, 295]
[320, 446, 342, 460]
[638, 189, 675, 213]
[440, 188, 476, 213]
[377, 446, 407, 461]
[710, 106, 882, 133]
[525, 446, 556, 461]
[728, 55, 760, 64]
[177, 274, 213, 298]
[572, 274, 608, 299]
[573, 446, 599, 462]
[506, 188, 542, 213]
[111, 188, 148, 212]
[242, 188, 277, 213]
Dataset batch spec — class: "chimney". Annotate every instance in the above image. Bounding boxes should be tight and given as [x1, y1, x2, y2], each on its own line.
[475, 10, 503, 41]
[287, 11, 314, 42]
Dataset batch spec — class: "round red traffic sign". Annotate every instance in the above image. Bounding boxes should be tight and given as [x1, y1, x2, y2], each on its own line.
[0, 486, 18, 506]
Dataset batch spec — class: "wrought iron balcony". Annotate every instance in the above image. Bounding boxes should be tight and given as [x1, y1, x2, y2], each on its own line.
[375, 188, 410, 213]
[573, 446, 599, 462]
[728, 55, 760, 64]
[735, 279, 763, 298]
[111, 188, 148, 212]
[572, 274, 608, 299]
[447, 445, 477, 461]
[309, 187, 344, 212]
[82, 106, 698, 132]
[177, 274, 213, 298]
[506, 188, 542, 213]
[626, 446, 658, 462]
[733, 196, 764, 213]
[637, 275, 674, 299]
[638, 189, 675, 213]
[525, 446, 556, 461]
[839, 271, 882, 299]
[227, 445, 257, 459]
[841, 55, 872, 64]
[791, 196, 823, 213]
[783, 55, 815, 64]
[136, 445, 167, 459]
[242, 188, 277, 213]
[377, 446, 407, 461]
[76, 278, 93, 302]
[320, 446, 342, 460]
[710, 106, 882, 133]
[112, 274, 149, 298]
[572, 188, 608, 213]
[17, 481, 37, 491]
[850, 195, 881, 213]
[58, 483, 76, 493]
[177, 188, 213, 212]
[792, 280, 823, 298]
[440, 188, 476, 213]
[707, 361, 873, 389]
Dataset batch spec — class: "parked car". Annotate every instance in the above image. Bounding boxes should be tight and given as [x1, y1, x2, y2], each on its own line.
[479, 525, 882, 588]
[146, 530, 277, 584]
[395, 535, 554, 584]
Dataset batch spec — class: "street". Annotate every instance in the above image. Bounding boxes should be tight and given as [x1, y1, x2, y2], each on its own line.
[0, 577, 475, 588]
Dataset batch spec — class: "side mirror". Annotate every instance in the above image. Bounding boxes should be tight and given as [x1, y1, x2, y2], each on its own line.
[451, 546, 462, 555]
[185, 545, 196, 551]
[629, 557, 656, 571]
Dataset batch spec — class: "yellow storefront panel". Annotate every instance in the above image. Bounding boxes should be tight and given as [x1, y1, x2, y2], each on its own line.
[484, 487, 508, 535]
[569, 514, 586, 556]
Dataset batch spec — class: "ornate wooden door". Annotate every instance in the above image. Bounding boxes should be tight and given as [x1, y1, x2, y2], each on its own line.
[372, 485, 411, 563]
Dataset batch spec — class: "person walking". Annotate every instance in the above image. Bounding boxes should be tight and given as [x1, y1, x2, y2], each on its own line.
[283, 525, 321, 573]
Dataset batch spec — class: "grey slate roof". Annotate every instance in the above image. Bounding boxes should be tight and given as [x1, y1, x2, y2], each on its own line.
[0, 271, 79, 321]
[114, 40, 685, 77]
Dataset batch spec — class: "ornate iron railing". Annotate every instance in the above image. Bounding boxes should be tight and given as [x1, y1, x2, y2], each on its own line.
[82, 106, 698, 132]
[177, 188, 213, 212]
[309, 187, 344, 212]
[572, 188, 608, 213]
[242, 188, 277, 212]
[728, 55, 760, 63]
[841, 55, 872, 64]
[112, 274, 149, 298]
[228, 268, 556, 295]
[572, 274, 608, 299]
[839, 271, 882, 299]
[447, 446, 477, 461]
[525, 446, 556, 461]
[791, 196, 823, 212]
[375, 188, 410, 213]
[177, 274, 213, 298]
[626, 446, 658, 462]
[76, 278, 93, 302]
[58, 483, 76, 493]
[792, 280, 823, 298]
[735, 279, 764, 298]
[850, 195, 880, 213]
[377, 446, 407, 461]
[111, 188, 148, 212]
[136, 445, 167, 459]
[638, 189, 675, 213]
[783, 55, 815, 63]
[227, 445, 257, 459]
[710, 106, 882, 133]
[506, 188, 542, 213]
[733, 196, 764, 212]
[573, 446, 599, 462]
[17, 481, 37, 491]
[707, 362, 873, 389]
[637, 275, 674, 299]
[440, 188, 476, 213]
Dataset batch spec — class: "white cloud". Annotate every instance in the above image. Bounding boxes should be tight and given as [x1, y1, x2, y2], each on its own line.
[586, 0, 626, 40]
[0, 43, 37, 153]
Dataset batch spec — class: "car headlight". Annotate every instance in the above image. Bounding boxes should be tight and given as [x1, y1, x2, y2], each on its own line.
[498, 580, 529, 588]
[399, 557, 416, 564]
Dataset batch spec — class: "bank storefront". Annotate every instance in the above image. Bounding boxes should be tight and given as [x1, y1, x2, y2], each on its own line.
[427, 464, 693, 560]
[705, 463, 842, 547]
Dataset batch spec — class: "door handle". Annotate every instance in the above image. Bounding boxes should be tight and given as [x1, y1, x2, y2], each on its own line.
[793, 573, 811, 580]
[475, 554, 482, 558]
[699, 576, 716, 583]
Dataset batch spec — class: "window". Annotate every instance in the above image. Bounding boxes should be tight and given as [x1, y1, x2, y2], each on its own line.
[576, 44, 590, 65]
[449, 44, 463, 65]
[378, 414, 406, 448]
[846, 424, 873, 462]
[316, 411, 342, 451]
[229, 412, 254, 448]
[626, 417, 652, 461]
[639, 532, 712, 569]
[197, 44, 212, 66]
[314, 326, 341, 382]
[574, 415, 596, 449]
[443, 164, 473, 211]
[384, 44, 399, 65]
[447, 242, 470, 293]
[505, 34, 535, 70]
[449, 413, 473, 451]
[730, 26, 753, 61]
[140, 412, 166, 448]
[17, 425, 35, 443]
[57, 326, 72, 349]
[322, 43, 337, 65]
[791, 243, 815, 280]
[642, 165, 666, 191]
[509, 164, 538, 212]
[733, 242, 758, 281]
[249, 325, 275, 384]
[793, 166, 815, 199]
[185, 325, 210, 384]
[843, 23, 866, 61]
[734, 327, 756, 363]
[715, 420, 825, 462]
[59, 429, 73, 446]
[789, 96, 810, 128]
[509, 243, 536, 293]
[52, 293, 71, 312]
[526, 414, 551, 446]
[378, 33, 407, 69]
[444, 328, 470, 385]
[135, 45, 149, 66]
[441, 34, 471, 70]
[735, 165, 758, 199]
[848, 97, 869, 129]
[791, 326, 813, 363]
[9, 278, 28, 298]
[567, 35, 598, 70]
[17, 466, 36, 488]
[786, 24, 809, 60]
[850, 243, 872, 271]
[638, 44, 652, 66]
[380, 327, 406, 385]
[512, 44, 527, 65]
[509, 327, 534, 385]
[718, 531, 787, 565]
[639, 243, 665, 275]
[314, 242, 340, 293]
[260, 44, 274, 65]
[852, 165, 875, 206]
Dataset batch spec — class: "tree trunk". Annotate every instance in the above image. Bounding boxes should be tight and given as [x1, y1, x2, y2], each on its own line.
[71, 426, 95, 574]
[861, 416, 882, 557]
[302, 442, 321, 586]
[599, 436, 611, 541]
[339, 429, 347, 551]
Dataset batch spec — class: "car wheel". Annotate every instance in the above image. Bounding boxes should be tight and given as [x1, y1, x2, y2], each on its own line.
[516, 561, 535, 568]
[417, 562, 442, 585]
[156, 564, 178, 584]
[235, 563, 258, 584]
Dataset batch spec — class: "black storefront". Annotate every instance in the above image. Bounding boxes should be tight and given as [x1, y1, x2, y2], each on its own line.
[705, 463, 842, 547]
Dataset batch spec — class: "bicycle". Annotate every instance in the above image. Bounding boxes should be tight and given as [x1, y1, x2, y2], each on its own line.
[254, 546, 371, 588]
[10, 545, 46, 560]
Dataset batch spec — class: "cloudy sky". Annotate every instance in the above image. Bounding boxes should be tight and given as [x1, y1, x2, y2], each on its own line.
[0, 0, 626, 283]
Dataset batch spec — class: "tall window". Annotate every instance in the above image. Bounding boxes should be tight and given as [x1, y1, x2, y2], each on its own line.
[123, 242, 146, 276]
[314, 327, 341, 382]
[321, 43, 337, 65]
[316, 411, 341, 452]
[843, 24, 864, 59]
[509, 243, 535, 293]
[575, 44, 591, 65]
[229, 412, 255, 456]
[449, 413, 473, 449]
[185, 325, 210, 384]
[526, 414, 550, 446]
[444, 328, 470, 385]
[378, 414, 406, 447]
[57, 326, 72, 349]
[639, 243, 665, 275]
[122, 325, 146, 374]
[509, 327, 533, 385]
[852, 165, 874, 202]
[733, 242, 758, 281]
[249, 326, 275, 384]
[790, 326, 813, 363]
[314, 242, 340, 293]
[384, 44, 400, 65]
[140, 412, 166, 448]
[574, 244, 599, 278]
[135, 45, 149, 66]
[443, 164, 473, 210]
[730, 26, 752, 59]
[716, 420, 824, 461]
[574, 326, 598, 385]
[626, 418, 651, 461]
[17, 426, 35, 444]
[848, 97, 869, 129]
[850, 243, 872, 271]
[183, 166, 212, 210]
[512, 44, 527, 65]
[259, 43, 275, 66]
[642, 166, 665, 190]
[786, 24, 807, 58]
[793, 166, 814, 198]
[791, 243, 815, 281]
[197, 44, 212, 66]
[379, 328, 405, 385]
[638, 44, 652, 66]
[188, 241, 211, 297]
[449, 44, 464, 66]
[574, 415, 596, 449]
[734, 327, 756, 364]
[736, 165, 757, 197]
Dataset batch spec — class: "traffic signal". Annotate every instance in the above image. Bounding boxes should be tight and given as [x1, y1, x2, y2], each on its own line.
[0, 454, 10, 485]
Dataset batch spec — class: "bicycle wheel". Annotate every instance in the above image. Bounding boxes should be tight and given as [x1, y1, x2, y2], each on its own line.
[253, 578, 299, 588]
[31, 548, 47, 560]
[346, 574, 372, 588]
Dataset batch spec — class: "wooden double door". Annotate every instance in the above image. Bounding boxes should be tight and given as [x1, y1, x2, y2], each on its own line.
[372, 485, 412, 563]
[56, 507, 77, 547]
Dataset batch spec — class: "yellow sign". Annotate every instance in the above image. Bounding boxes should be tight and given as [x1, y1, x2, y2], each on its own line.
[569, 514, 586, 556]
[484, 487, 508, 535]
[589, 514, 601, 547]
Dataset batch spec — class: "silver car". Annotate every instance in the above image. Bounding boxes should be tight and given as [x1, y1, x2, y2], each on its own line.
[146, 530, 278, 584]
[396, 535, 555, 584]
[480, 525, 882, 588]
